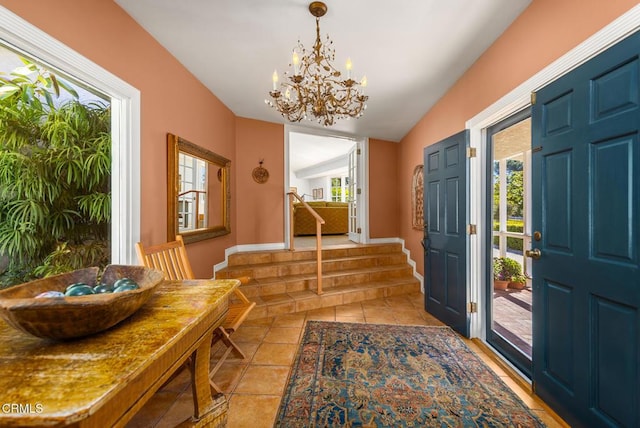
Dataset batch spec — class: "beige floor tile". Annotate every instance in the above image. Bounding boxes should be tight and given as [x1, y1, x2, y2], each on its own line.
[362, 306, 394, 317]
[384, 295, 415, 307]
[263, 327, 302, 344]
[393, 313, 431, 325]
[125, 390, 179, 428]
[233, 325, 270, 343]
[365, 316, 400, 325]
[234, 365, 291, 395]
[361, 298, 390, 309]
[241, 316, 274, 327]
[153, 389, 195, 428]
[210, 340, 260, 364]
[305, 306, 336, 321]
[227, 394, 282, 428]
[336, 315, 366, 323]
[335, 302, 364, 317]
[210, 362, 248, 394]
[252, 342, 298, 365]
[272, 312, 306, 327]
[227, 342, 260, 363]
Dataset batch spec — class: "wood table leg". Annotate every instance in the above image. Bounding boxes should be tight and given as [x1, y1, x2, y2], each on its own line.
[178, 332, 228, 427]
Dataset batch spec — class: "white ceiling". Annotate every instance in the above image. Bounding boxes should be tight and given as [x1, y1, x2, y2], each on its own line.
[114, 0, 531, 143]
[289, 131, 355, 176]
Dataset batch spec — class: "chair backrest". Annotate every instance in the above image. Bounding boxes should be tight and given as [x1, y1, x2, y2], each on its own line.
[135, 235, 194, 280]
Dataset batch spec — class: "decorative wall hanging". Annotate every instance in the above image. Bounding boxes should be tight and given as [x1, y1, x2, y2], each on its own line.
[252, 159, 269, 184]
[412, 165, 424, 230]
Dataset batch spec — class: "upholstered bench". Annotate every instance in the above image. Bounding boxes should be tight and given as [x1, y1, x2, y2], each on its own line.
[293, 201, 348, 235]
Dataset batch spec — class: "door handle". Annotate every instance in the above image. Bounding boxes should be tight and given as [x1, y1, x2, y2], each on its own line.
[421, 223, 429, 252]
[525, 248, 542, 260]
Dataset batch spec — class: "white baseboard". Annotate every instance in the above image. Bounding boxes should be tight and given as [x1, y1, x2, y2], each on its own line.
[369, 237, 424, 293]
[214, 238, 425, 292]
[212, 242, 285, 277]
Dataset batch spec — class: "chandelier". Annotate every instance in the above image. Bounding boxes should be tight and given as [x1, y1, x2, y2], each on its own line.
[265, 1, 368, 127]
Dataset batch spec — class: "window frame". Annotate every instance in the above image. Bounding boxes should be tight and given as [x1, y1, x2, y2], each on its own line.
[0, 7, 141, 265]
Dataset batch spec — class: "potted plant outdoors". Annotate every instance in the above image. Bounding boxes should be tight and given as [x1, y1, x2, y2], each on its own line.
[508, 272, 529, 290]
[500, 257, 528, 290]
[492, 257, 510, 290]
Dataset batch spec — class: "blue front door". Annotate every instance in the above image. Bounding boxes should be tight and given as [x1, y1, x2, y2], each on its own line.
[531, 30, 640, 427]
[423, 130, 469, 337]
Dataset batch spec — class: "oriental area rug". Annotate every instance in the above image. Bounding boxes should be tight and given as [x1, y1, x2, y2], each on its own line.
[275, 321, 545, 427]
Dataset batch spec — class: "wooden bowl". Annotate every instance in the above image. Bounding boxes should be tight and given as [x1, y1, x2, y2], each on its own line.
[0, 265, 164, 340]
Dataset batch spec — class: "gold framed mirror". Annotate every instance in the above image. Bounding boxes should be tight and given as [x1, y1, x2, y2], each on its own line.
[167, 133, 230, 244]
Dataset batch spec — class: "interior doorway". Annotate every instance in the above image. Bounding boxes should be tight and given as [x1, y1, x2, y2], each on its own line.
[285, 126, 369, 248]
[486, 108, 533, 377]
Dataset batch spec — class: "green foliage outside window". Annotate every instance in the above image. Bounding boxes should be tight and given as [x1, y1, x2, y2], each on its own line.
[0, 58, 111, 288]
[331, 177, 342, 202]
[493, 219, 524, 252]
[493, 161, 524, 220]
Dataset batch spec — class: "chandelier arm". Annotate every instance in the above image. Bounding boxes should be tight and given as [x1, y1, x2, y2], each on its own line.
[266, 1, 367, 126]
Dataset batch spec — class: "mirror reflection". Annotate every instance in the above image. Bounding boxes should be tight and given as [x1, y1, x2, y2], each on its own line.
[168, 133, 230, 243]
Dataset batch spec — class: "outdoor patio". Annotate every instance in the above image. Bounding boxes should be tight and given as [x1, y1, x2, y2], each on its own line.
[493, 287, 532, 358]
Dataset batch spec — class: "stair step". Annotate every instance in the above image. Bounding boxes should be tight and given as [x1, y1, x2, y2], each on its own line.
[232, 264, 414, 298]
[246, 277, 421, 320]
[217, 241, 421, 320]
[225, 243, 403, 267]
[218, 252, 408, 281]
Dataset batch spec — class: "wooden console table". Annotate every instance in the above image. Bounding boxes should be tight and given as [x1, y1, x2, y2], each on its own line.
[0, 278, 239, 427]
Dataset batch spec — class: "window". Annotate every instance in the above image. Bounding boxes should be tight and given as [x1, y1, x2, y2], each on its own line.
[0, 9, 141, 276]
[178, 153, 208, 231]
[331, 176, 349, 202]
[0, 45, 113, 285]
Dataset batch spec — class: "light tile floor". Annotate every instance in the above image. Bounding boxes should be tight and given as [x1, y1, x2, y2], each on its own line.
[127, 292, 567, 427]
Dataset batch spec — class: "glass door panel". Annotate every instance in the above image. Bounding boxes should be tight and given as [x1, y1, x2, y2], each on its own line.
[487, 110, 533, 376]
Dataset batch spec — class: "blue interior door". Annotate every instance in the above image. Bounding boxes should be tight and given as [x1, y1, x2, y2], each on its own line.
[531, 30, 640, 427]
[423, 130, 469, 337]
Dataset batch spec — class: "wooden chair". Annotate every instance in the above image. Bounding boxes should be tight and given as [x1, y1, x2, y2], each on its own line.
[135, 235, 256, 393]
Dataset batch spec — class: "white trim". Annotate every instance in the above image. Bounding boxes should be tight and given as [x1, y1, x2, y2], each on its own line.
[214, 237, 425, 290]
[369, 237, 424, 292]
[213, 242, 286, 276]
[284, 125, 370, 247]
[465, 4, 640, 339]
[0, 6, 142, 264]
[359, 137, 370, 243]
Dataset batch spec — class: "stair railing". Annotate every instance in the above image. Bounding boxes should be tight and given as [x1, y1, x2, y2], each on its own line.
[288, 191, 324, 295]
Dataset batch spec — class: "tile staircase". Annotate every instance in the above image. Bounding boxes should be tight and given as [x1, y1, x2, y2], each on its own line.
[215, 242, 421, 320]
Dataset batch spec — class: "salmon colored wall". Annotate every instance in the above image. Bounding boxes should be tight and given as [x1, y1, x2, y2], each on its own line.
[369, 138, 399, 238]
[399, 0, 639, 276]
[0, 0, 237, 278]
[235, 118, 285, 245]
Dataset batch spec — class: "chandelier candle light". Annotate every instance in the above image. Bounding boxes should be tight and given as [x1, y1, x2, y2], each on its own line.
[265, 1, 368, 126]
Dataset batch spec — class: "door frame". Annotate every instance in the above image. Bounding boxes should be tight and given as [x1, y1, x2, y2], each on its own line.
[465, 4, 640, 341]
[284, 124, 369, 249]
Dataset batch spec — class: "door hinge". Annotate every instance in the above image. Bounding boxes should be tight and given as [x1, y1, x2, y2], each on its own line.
[468, 302, 478, 313]
[467, 147, 476, 158]
[356, 227, 362, 233]
[357, 188, 361, 195]
[357, 148, 361, 155]
[467, 224, 477, 235]
[531, 91, 537, 105]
